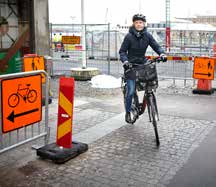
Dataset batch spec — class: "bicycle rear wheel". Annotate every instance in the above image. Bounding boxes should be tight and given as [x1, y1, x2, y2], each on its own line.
[148, 95, 160, 146]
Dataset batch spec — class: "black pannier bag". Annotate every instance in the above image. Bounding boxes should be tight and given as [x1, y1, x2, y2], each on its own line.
[135, 63, 158, 82]
[135, 63, 158, 91]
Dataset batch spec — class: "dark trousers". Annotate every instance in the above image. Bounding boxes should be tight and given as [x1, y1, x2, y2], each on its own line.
[125, 79, 136, 113]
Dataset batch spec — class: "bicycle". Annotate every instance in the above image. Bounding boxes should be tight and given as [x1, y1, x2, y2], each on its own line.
[121, 57, 162, 146]
[8, 84, 37, 108]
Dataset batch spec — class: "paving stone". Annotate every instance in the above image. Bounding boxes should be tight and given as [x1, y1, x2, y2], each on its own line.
[0, 80, 216, 186]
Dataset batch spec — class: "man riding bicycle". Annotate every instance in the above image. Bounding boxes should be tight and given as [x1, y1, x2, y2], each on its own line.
[119, 14, 167, 123]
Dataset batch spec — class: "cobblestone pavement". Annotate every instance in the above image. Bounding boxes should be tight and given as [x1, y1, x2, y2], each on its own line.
[0, 114, 215, 187]
[0, 78, 216, 187]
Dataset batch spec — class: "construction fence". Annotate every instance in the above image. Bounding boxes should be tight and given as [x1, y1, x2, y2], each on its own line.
[49, 23, 216, 85]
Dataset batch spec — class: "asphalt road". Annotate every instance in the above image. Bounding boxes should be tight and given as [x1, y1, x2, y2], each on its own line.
[157, 94, 216, 121]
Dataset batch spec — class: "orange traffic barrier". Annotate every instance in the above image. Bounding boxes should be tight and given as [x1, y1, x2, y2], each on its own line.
[36, 77, 88, 163]
[56, 77, 74, 148]
[146, 56, 193, 61]
[197, 79, 212, 90]
[193, 79, 214, 94]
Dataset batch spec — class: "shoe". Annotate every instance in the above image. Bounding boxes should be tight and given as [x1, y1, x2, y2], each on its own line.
[125, 112, 132, 123]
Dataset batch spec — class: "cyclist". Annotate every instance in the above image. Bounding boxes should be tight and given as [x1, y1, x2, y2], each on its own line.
[119, 14, 167, 123]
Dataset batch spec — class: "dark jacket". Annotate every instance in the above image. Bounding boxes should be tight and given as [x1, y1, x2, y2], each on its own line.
[119, 26, 164, 64]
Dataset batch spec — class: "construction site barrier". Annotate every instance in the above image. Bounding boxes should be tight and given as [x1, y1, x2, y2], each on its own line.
[0, 70, 49, 154]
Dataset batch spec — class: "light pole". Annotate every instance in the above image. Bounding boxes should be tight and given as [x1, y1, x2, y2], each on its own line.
[81, 0, 87, 69]
[70, 0, 99, 80]
[70, 16, 76, 35]
[165, 0, 171, 52]
[139, 0, 141, 13]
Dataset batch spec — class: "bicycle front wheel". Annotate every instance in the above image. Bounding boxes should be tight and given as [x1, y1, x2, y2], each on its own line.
[148, 95, 160, 146]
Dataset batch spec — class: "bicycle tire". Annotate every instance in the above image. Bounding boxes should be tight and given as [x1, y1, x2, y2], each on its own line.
[130, 103, 138, 123]
[122, 84, 127, 112]
[152, 93, 159, 121]
[148, 95, 160, 146]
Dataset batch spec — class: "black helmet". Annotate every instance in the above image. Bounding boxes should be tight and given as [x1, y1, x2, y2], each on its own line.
[132, 14, 146, 22]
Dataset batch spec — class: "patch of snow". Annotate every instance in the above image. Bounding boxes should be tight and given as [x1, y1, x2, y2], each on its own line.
[90, 74, 121, 88]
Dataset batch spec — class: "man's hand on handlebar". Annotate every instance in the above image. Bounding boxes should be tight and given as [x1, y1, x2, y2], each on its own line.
[123, 55, 167, 69]
[160, 54, 167, 62]
[123, 61, 132, 70]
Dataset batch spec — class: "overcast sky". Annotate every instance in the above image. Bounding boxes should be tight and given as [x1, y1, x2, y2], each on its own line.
[49, 0, 215, 24]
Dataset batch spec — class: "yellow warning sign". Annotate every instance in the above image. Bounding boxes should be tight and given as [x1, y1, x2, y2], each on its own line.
[62, 36, 80, 44]
[1, 75, 42, 133]
[23, 56, 45, 83]
[193, 57, 215, 80]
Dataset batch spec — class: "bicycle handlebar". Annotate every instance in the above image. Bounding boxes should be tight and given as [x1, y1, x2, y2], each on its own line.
[131, 57, 162, 67]
[125, 57, 162, 74]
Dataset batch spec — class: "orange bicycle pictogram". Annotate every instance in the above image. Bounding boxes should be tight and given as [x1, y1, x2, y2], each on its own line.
[8, 84, 37, 108]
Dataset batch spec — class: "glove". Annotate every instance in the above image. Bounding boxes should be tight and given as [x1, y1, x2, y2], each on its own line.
[123, 61, 132, 70]
[160, 54, 167, 62]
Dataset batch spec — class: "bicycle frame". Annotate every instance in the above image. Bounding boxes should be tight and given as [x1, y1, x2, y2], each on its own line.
[133, 83, 159, 121]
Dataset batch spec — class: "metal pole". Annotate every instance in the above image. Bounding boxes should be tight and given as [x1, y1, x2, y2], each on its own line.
[108, 23, 111, 75]
[91, 31, 94, 58]
[165, 0, 171, 52]
[81, 0, 87, 69]
[44, 71, 49, 145]
[115, 30, 118, 59]
[139, 0, 141, 13]
[50, 23, 53, 55]
[199, 32, 202, 55]
[0, 79, 2, 150]
[85, 24, 87, 67]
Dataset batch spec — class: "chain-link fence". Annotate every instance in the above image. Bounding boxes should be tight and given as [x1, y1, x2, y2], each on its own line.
[49, 24, 216, 86]
[50, 23, 112, 75]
